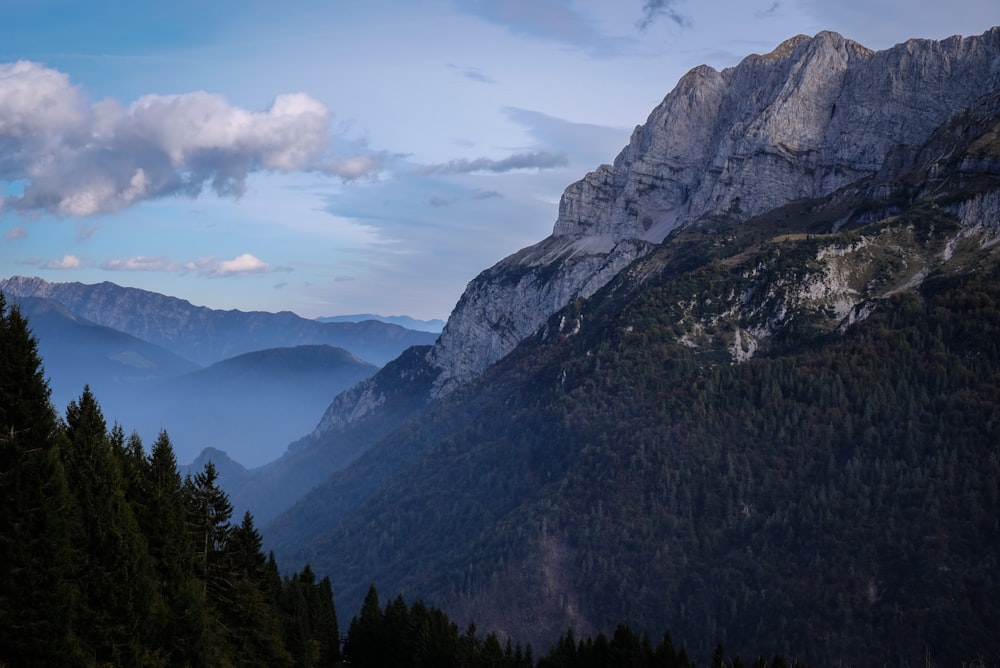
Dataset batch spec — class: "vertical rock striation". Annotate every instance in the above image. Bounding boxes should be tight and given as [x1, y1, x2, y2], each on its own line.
[429, 27, 1000, 395]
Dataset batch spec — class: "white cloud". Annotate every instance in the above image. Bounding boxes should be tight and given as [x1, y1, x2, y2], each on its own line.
[45, 254, 82, 269]
[0, 62, 381, 217]
[213, 253, 271, 276]
[103, 252, 285, 277]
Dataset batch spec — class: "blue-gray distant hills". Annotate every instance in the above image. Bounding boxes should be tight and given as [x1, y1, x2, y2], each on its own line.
[142, 345, 378, 467]
[1, 278, 429, 465]
[0, 276, 437, 367]
[316, 313, 445, 333]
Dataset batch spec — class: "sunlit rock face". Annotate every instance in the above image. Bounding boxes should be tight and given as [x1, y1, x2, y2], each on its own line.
[428, 27, 1000, 396]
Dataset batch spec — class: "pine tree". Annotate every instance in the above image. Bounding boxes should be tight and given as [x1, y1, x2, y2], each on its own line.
[63, 385, 160, 665]
[344, 584, 385, 666]
[315, 576, 342, 665]
[142, 429, 207, 664]
[185, 460, 234, 601]
[223, 510, 294, 665]
[0, 293, 81, 663]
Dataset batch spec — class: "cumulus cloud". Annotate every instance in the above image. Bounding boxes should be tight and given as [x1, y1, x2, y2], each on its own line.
[213, 253, 271, 276]
[4, 226, 26, 241]
[45, 254, 82, 269]
[0, 61, 379, 217]
[416, 151, 567, 175]
[103, 252, 286, 277]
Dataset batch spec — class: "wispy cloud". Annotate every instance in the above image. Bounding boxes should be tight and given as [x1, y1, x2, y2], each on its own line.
[76, 221, 100, 241]
[462, 0, 629, 57]
[103, 252, 289, 277]
[755, 2, 782, 19]
[102, 256, 183, 272]
[4, 226, 26, 241]
[638, 0, 692, 30]
[416, 151, 567, 175]
[429, 190, 502, 207]
[447, 63, 497, 84]
[0, 61, 381, 218]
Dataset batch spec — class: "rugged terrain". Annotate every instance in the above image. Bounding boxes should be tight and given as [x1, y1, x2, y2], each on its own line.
[258, 27, 1000, 665]
[0, 276, 436, 367]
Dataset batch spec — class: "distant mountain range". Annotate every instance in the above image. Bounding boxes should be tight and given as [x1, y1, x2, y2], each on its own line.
[316, 313, 445, 333]
[0, 279, 432, 465]
[0, 276, 437, 367]
[4, 26, 1000, 666]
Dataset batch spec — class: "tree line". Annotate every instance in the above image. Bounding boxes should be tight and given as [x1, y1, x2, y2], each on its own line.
[0, 292, 339, 666]
[1, 292, 814, 666]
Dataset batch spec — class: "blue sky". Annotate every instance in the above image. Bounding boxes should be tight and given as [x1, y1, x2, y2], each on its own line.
[1, 1, 997, 320]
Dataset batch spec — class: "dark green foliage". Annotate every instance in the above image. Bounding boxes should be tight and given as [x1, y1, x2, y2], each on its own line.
[343, 585, 534, 668]
[137, 429, 207, 664]
[0, 296, 343, 665]
[1, 289, 819, 667]
[0, 293, 80, 664]
[276, 211, 1000, 666]
[63, 385, 162, 665]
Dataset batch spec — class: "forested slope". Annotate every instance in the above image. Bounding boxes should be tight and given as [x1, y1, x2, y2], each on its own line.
[274, 209, 1000, 666]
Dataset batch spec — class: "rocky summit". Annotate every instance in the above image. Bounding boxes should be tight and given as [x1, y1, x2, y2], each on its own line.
[317, 27, 1000, 427]
[264, 26, 1000, 665]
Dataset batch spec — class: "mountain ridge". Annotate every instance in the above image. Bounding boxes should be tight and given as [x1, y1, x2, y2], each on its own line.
[248, 26, 1000, 526]
[298, 26, 1000, 443]
[0, 275, 437, 367]
[259, 26, 1000, 666]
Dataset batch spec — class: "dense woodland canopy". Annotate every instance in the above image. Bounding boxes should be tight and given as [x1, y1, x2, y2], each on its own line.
[1, 290, 810, 666]
[270, 212, 1000, 667]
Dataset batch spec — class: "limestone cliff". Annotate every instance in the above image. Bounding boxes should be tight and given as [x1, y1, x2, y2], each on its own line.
[429, 27, 1000, 394]
[306, 26, 1000, 438]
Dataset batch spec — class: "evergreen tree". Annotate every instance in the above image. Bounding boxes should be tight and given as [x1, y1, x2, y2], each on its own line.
[315, 576, 342, 665]
[223, 510, 293, 666]
[185, 460, 234, 600]
[0, 293, 81, 663]
[184, 460, 238, 663]
[63, 385, 160, 665]
[344, 584, 385, 666]
[142, 430, 207, 664]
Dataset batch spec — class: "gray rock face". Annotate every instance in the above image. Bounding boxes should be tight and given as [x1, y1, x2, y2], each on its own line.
[430, 27, 1000, 395]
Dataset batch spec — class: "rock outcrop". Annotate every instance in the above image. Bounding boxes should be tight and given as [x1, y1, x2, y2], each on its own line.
[299, 26, 1000, 444]
[429, 27, 1000, 395]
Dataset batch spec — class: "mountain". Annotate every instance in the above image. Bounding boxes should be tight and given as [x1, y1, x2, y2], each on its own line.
[316, 313, 446, 333]
[259, 27, 1000, 666]
[5, 293, 379, 465]
[251, 25, 1000, 518]
[12, 296, 201, 412]
[292, 27, 1000, 449]
[144, 345, 378, 467]
[221, 344, 437, 524]
[0, 276, 438, 366]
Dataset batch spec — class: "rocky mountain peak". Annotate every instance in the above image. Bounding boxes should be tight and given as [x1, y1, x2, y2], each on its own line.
[310, 26, 1000, 427]
[427, 28, 1000, 394]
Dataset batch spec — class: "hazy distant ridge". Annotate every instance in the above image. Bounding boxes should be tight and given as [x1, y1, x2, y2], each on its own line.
[316, 313, 445, 333]
[0, 276, 437, 366]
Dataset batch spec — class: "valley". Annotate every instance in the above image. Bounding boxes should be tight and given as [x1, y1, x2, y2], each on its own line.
[3, 24, 1000, 667]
